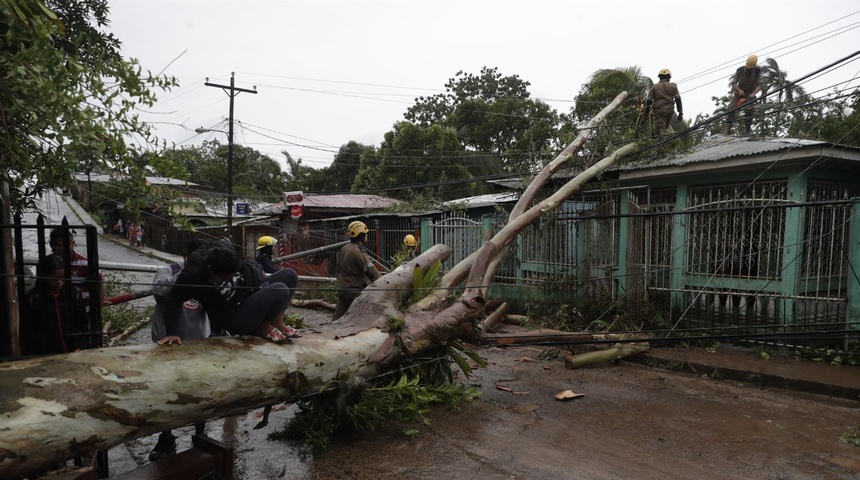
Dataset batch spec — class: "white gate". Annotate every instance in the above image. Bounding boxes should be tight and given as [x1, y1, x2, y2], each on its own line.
[429, 217, 484, 268]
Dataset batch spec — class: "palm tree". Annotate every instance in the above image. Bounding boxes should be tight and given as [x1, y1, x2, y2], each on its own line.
[589, 66, 654, 99]
[575, 66, 653, 123]
[569, 66, 654, 159]
[759, 58, 807, 136]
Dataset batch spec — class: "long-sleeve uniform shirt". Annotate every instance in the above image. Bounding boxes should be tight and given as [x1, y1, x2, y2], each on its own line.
[336, 243, 380, 299]
[731, 66, 763, 96]
[647, 79, 682, 114]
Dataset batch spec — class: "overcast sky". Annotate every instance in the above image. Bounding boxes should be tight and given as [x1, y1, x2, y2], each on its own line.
[109, 1, 860, 171]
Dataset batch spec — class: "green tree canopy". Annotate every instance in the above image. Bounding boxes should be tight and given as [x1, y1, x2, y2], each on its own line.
[563, 66, 655, 160]
[404, 67, 560, 173]
[352, 122, 483, 201]
[788, 89, 860, 146]
[170, 140, 286, 201]
[570, 66, 653, 124]
[325, 141, 368, 192]
[0, 0, 177, 212]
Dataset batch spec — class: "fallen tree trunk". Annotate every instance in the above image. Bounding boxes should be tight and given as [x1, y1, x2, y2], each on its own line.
[0, 334, 391, 477]
[0, 94, 634, 478]
[482, 330, 651, 346]
[564, 342, 651, 369]
[479, 302, 509, 332]
[0, 246, 454, 478]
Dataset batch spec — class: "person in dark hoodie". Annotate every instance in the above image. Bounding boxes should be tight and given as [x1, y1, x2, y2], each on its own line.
[255, 235, 279, 274]
[20, 254, 89, 356]
[157, 240, 301, 344]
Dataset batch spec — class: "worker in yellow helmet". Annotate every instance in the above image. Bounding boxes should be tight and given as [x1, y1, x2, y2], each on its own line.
[644, 68, 683, 139]
[403, 234, 419, 262]
[726, 55, 763, 135]
[333, 221, 380, 320]
[255, 235, 278, 273]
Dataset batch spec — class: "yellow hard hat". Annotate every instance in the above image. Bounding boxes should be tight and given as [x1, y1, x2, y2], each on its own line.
[746, 55, 758, 68]
[257, 235, 276, 250]
[658, 68, 671, 77]
[348, 221, 368, 238]
[404, 234, 417, 247]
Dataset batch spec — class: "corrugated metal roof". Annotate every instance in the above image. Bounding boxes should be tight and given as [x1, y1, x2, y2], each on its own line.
[299, 194, 399, 209]
[616, 135, 830, 171]
[490, 136, 857, 184]
[254, 194, 399, 215]
[75, 173, 201, 187]
[442, 192, 520, 209]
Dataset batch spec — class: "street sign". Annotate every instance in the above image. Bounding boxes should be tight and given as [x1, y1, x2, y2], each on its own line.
[283, 191, 303, 204]
[236, 203, 249, 215]
[290, 205, 304, 218]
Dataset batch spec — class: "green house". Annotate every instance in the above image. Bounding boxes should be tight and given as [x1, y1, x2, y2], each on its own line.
[472, 136, 860, 345]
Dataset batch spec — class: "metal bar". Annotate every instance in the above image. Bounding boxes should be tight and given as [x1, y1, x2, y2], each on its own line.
[551, 199, 855, 221]
[271, 240, 349, 263]
[85, 225, 102, 348]
[13, 213, 25, 357]
[19, 257, 335, 284]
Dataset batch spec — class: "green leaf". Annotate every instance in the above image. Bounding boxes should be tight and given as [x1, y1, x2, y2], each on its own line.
[447, 346, 472, 378]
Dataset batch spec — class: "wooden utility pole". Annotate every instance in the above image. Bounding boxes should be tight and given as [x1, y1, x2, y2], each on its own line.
[0, 180, 19, 356]
[203, 73, 257, 233]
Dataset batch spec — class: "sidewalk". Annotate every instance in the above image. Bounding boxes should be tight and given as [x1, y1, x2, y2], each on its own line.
[631, 345, 860, 402]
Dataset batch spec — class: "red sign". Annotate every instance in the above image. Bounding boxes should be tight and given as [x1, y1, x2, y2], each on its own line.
[284, 191, 303, 204]
[290, 205, 304, 218]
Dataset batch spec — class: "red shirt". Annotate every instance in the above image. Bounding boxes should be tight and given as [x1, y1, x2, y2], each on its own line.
[69, 251, 101, 314]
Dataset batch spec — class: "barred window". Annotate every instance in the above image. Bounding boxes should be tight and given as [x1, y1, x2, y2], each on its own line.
[686, 181, 787, 279]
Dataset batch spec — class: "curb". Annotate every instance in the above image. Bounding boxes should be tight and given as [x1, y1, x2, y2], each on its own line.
[59, 193, 104, 234]
[629, 352, 860, 402]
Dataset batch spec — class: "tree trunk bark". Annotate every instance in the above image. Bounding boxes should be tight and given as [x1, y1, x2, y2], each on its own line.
[479, 302, 509, 332]
[0, 245, 454, 478]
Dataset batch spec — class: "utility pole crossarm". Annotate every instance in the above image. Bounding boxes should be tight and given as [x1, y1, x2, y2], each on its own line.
[203, 81, 258, 95]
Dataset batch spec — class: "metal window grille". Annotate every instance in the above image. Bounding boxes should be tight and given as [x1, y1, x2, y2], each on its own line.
[578, 192, 620, 298]
[687, 181, 787, 279]
[796, 181, 860, 327]
[627, 188, 676, 311]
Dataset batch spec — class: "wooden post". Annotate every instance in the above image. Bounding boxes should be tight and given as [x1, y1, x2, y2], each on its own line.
[0, 179, 18, 356]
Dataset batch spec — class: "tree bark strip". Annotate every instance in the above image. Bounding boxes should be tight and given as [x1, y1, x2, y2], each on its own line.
[482, 330, 651, 346]
[480, 302, 509, 332]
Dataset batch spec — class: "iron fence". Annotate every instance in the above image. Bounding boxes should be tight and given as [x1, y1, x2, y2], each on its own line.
[425, 188, 858, 347]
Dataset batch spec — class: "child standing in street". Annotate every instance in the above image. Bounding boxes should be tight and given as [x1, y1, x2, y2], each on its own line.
[128, 223, 136, 246]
